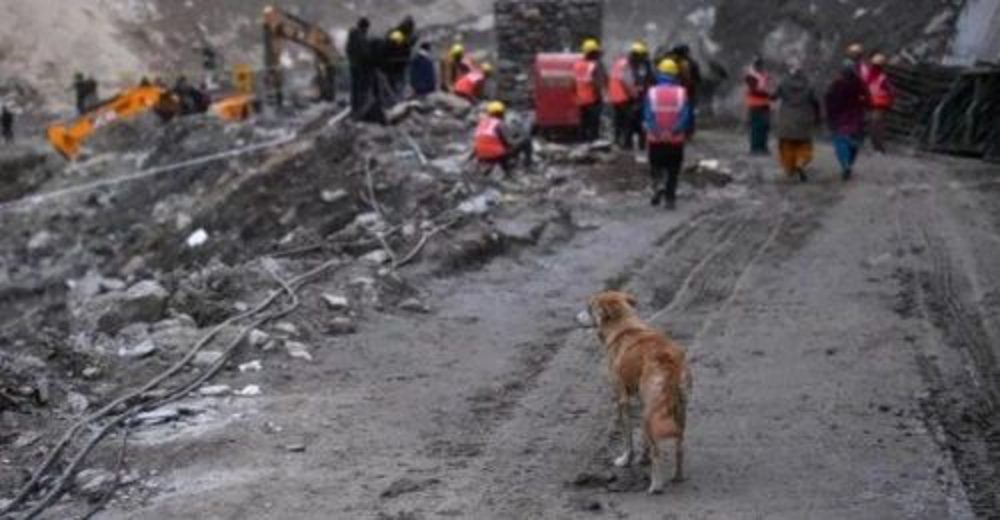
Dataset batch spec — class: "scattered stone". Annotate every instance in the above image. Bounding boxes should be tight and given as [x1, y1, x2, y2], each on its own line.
[496, 218, 546, 245]
[27, 230, 55, 251]
[82, 366, 101, 379]
[362, 249, 392, 265]
[239, 360, 263, 373]
[198, 385, 232, 397]
[118, 339, 158, 359]
[285, 341, 313, 361]
[186, 228, 209, 248]
[273, 322, 300, 337]
[74, 468, 116, 499]
[458, 189, 502, 215]
[864, 253, 894, 268]
[135, 407, 180, 426]
[398, 298, 429, 314]
[322, 294, 350, 311]
[192, 350, 225, 367]
[570, 471, 616, 488]
[576, 310, 594, 328]
[233, 301, 250, 312]
[13, 431, 42, 449]
[327, 317, 357, 335]
[248, 329, 271, 348]
[426, 92, 472, 115]
[284, 443, 307, 453]
[320, 189, 348, 204]
[236, 385, 262, 397]
[380, 477, 441, 499]
[66, 392, 90, 414]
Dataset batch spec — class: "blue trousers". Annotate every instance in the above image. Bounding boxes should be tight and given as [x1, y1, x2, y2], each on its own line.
[832, 134, 860, 174]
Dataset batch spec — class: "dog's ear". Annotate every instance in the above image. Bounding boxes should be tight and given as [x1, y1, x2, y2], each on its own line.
[624, 293, 638, 308]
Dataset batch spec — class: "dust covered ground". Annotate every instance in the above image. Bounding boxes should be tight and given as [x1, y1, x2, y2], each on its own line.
[2, 91, 1000, 520]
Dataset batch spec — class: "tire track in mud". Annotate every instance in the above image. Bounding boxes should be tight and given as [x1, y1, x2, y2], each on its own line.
[892, 179, 1000, 518]
[451, 189, 814, 518]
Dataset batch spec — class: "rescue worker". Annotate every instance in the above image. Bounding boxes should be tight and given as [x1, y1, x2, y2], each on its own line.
[474, 101, 533, 175]
[608, 41, 653, 151]
[409, 42, 437, 97]
[825, 60, 870, 181]
[83, 76, 99, 111]
[383, 30, 411, 101]
[744, 56, 772, 154]
[575, 38, 607, 141]
[846, 43, 870, 81]
[865, 53, 895, 153]
[666, 44, 702, 136]
[643, 58, 694, 210]
[441, 44, 472, 93]
[454, 62, 493, 101]
[772, 59, 820, 182]
[347, 17, 373, 118]
[1, 104, 13, 144]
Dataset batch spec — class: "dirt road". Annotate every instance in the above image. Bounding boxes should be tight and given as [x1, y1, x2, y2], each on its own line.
[84, 132, 999, 519]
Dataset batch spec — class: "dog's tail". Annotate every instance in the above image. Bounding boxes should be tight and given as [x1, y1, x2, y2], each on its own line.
[645, 353, 690, 440]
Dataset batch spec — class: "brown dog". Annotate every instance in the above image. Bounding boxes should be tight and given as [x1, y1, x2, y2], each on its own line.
[588, 290, 692, 493]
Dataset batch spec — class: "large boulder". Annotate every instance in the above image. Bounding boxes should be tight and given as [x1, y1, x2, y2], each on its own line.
[73, 280, 170, 335]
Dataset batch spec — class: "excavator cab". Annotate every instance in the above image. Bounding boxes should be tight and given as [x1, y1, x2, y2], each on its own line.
[262, 5, 338, 105]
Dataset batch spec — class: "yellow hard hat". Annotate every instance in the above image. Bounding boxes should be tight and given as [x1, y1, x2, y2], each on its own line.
[657, 58, 680, 76]
[450, 44, 465, 57]
[486, 101, 506, 116]
[480, 62, 494, 74]
[630, 41, 649, 55]
[846, 43, 864, 57]
[871, 53, 888, 66]
[581, 38, 601, 54]
[389, 30, 405, 44]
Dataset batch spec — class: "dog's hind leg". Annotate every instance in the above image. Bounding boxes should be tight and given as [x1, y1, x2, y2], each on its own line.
[613, 395, 634, 467]
[672, 436, 685, 483]
[644, 427, 665, 494]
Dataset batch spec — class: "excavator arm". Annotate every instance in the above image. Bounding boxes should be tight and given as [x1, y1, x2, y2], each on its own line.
[262, 5, 338, 104]
[46, 85, 176, 160]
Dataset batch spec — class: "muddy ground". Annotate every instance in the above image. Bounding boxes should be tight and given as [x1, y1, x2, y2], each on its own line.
[2, 106, 1000, 520]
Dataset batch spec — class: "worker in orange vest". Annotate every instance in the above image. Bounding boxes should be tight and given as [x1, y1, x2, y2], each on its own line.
[744, 56, 772, 154]
[608, 41, 654, 151]
[575, 38, 607, 141]
[865, 53, 895, 153]
[644, 59, 693, 210]
[454, 62, 493, 101]
[441, 44, 473, 93]
[474, 101, 533, 175]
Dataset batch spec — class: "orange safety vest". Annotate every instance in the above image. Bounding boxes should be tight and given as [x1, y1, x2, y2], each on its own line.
[574, 59, 599, 106]
[646, 84, 687, 145]
[607, 57, 634, 105]
[867, 69, 893, 109]
[474, 116, 507, 160]
[745, 68, 771, 109]
[454, 69, 486, 99]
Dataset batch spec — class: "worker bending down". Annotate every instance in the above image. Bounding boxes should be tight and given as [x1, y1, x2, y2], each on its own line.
[454, 62, 493, 101]
[474, 101, 533, 175]
[643, 59, 693, 210]
[575, 38, 607, 141]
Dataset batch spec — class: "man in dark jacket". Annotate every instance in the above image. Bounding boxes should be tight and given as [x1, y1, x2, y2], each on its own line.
[409, 42, 437, 97]
[667, 44, 702, 135]
[347, 17, 372, 117]
[773, 60, 820, 182]
[1, 105, 13, 144]
[825, 60, 870, 181]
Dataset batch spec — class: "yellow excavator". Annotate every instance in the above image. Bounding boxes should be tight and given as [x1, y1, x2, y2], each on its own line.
[262, 5, 338, 104]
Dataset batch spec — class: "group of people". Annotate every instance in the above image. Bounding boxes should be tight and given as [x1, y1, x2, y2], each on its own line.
[346, 16, 494, 123]
[746, 43, 896, 182]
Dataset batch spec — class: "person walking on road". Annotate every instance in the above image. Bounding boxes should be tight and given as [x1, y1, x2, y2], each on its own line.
[644, 58, 694, 210]
[772, 59, 820, 182]
[745, 56, 772, 154]
[825, 60, 870, 181]
[1, 105, 13, 144]
[865, 53, 895, 153]
[575, 38, 607, 142]
[666, 44, 702, 136]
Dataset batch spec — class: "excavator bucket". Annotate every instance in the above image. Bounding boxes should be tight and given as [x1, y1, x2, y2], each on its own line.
[46, 124, 83, 160]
